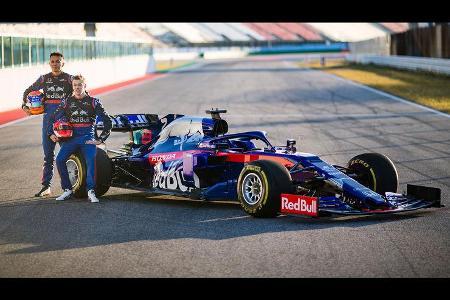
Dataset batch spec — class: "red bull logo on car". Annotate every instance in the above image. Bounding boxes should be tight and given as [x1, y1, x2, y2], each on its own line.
[281, 194, 318, 216]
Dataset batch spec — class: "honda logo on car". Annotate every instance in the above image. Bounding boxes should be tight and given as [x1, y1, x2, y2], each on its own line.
[281, 194, 318, 216]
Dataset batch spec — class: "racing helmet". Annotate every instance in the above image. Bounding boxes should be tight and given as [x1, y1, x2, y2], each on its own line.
[53, 120, 73, 138]
[26, 91, 44, 115]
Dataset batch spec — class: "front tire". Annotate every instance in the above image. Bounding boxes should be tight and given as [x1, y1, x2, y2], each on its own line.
[347, 153, 398, 195]
[237, 160, 292, 218]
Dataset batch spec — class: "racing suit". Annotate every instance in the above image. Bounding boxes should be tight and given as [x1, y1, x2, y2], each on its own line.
[48, 94, 112, 192]
[23, 72, 73, 187]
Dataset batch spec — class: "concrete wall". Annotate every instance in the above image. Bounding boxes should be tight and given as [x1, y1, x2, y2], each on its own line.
[0, 54, 154, 112]
[349, 35, 391, 56]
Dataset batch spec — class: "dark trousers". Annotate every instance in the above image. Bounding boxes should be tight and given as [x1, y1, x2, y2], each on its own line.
[41, 114, 57, 186]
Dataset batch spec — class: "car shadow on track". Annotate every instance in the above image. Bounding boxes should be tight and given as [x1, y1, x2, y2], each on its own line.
[0, 192, 437, 255]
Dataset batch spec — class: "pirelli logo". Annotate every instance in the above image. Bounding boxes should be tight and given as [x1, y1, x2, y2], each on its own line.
[281, 194, 319, 217]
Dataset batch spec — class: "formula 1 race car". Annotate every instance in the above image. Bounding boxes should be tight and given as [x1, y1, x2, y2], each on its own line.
[65, 109, 442, 218]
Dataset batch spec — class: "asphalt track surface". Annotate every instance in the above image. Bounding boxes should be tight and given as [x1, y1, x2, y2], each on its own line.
[0, 57, 449, 277]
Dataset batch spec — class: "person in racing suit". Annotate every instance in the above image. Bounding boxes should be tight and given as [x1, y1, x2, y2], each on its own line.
[48, 74, 112, 203]
[22, 52, 73, 197]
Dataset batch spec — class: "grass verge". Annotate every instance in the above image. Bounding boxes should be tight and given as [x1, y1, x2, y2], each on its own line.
[297, 59, 450, 114]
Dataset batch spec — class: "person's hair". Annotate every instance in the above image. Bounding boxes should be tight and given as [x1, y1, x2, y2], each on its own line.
[50, 52, 64, 59]
[72, 74, 86, 83]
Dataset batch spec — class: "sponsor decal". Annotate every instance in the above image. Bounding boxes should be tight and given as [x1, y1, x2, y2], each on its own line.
[46, 93, 66, 99]
[281, 194, 318, 216]
[152, 160, 188, 192]
[350, 159, 369, 168]
[246, 165, 261, 172]
[112, 116, 124, 127]
[150, 153, 177, 163]
[70, 116, 92, 123]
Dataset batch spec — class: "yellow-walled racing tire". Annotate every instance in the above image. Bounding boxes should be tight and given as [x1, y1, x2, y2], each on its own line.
[66, 148, 112, 198]
[347, 153, 398, 196]
[237, 160, 292, 218]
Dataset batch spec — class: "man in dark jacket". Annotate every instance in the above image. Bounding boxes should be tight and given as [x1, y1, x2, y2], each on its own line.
[48, 75, 112, 203]
[22, 52, 73, 197]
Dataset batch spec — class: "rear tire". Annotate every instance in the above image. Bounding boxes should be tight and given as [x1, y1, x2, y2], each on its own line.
[347, 153, 398, 195]
[95, 148, 112, 197]
[67, 147, 112, 198]
[237, 160, 292, 218]
[67, 152, 87, 198]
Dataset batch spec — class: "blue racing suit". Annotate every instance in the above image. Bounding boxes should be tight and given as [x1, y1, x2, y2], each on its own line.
[23, 72, 73, 186]
[48, 94, 112, 191]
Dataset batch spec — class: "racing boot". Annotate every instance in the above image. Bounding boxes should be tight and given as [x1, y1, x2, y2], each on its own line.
[56, 189, 73, 201]
[35, 185, 51, 197]
[88, 190, 99, 203]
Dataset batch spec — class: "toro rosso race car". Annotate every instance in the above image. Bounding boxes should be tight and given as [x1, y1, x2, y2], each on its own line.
[66, 109, 442, 218]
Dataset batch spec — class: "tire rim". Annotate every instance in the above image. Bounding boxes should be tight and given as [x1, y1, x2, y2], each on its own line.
[242, 173, 264, 205]
[66, 159, 80, 188]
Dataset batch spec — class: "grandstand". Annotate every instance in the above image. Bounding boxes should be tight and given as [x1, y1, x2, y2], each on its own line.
[0, 23, 155, 43]
[191, 24, 225, 43]
[306, 23, 390, 42]
[277, 23, 324, 41]
[0, 22, 413, 69]
[377, 23, 409, 33]
[200, 23, 252, 42]
[227, 23, 266, 41]
[244, 23, 278, 41]
[161, 23, 210, 44]
[140, 23, 409, 47]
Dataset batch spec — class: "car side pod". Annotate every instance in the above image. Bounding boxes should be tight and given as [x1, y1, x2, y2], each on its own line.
[407, 184, 443, 208]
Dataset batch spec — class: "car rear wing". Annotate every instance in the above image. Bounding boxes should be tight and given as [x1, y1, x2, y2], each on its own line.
[96, 113, 185, 133]
[96, 114, 160, 132]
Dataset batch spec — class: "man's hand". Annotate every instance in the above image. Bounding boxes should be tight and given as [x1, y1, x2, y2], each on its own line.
[86, 139, 102, 145]
[49, 134, 59, 142]
[22, 105, 32, 116]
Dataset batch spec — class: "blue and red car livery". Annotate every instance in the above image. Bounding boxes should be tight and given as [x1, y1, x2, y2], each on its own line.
[73, 109, 442, 218]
